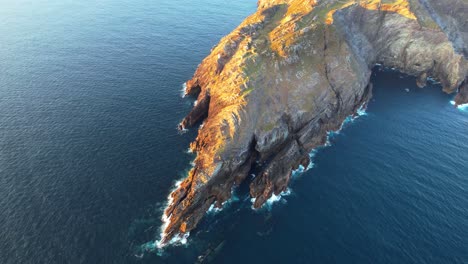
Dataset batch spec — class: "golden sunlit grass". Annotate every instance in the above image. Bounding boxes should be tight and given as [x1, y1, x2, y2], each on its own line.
[361, 0, 416, 19]
[269, 1, 317, 57]
[325, 1, 355, 24]
[270, 0, 416, 57]
[326, 0, 417, 24]
[188, 38, 254, 180]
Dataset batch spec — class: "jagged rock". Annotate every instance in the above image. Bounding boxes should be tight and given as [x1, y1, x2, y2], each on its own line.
[159, 0, 468, 245]
[455, 80, 468, 106]
[416, 72, 428, 88]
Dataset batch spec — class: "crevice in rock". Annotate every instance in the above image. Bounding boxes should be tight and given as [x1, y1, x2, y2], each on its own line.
[322, 26, 343, 112]
[179, 93, 211, 130]
[185, 80, 201, 98]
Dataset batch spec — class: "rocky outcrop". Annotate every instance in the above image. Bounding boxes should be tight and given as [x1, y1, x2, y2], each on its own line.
[159, 0, 468, 245]
[455, 80, 468, 106]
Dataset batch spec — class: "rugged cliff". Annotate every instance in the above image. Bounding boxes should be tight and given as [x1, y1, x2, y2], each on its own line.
[159, 0, 468, 245]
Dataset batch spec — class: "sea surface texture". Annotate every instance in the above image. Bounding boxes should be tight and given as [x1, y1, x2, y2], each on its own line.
[0, 0, 467, 263]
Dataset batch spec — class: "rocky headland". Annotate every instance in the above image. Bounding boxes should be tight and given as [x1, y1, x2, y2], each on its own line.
[159, 0, 468, 245]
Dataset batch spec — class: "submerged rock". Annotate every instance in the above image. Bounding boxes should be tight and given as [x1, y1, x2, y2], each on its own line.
[159, 0, 468, 245]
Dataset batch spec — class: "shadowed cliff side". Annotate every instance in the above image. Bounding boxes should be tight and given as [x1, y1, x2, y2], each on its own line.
[159, 0, 468, 245]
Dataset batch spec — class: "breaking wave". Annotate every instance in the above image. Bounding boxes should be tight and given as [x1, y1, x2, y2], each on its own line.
[137, 176, 191, 256]
[178, 126, 188, 134]
[207, 188, 240, 215]
[329, 104, 367, 138]
[451, 100, 468, 112]
[251, 188, 292, 210]
[180, 82, 187, 98]
[154, 179, 184, 249]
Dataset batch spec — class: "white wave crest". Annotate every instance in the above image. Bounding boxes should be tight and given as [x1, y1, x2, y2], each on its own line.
[307, 150, 318, 169]
[451, 100, 468, 111]
[208, 203, 223, 214]
[178, 125, 188, 134]
[207, 188, 239, 215]
[180, 82, 187, 98]
[167, 232, 190, 246]
[154, 179, 183, 249]
[251, 188, 292, 210]
[291, 149, 317, 177]
[356, 104, 368, 117]
[427, 77, 441, 85]
[292, 164, 305, 177]
[265, 188, 292, 209]
[329, 103, 367, 139]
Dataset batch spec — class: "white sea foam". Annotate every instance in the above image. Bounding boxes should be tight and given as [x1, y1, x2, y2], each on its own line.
[250, 197, 256, 204]
[251, 188, 292, 210]
[427, 77, 441, 85]
[356, 104, 367, 117]
[167, 232, 190, 246]
[207, 188, 239, 215]
[451, 100, 468, 111]
[194, 100, 198, 106]
[307, 150, 318, 169]
[265, 193, 282, 204]
[208, 203, 223, 214]
[178, 125, 188, 134]
[155, 167, 240, 249]
[154, 181, 241, 251]
[154, 179, 183, 249]
[155, 232, 191, 255]
[292, 164, 305, 177]
[265, 188, 292, 209]
[180, 82, 187, 98]
[331, 104, 367, 138]
[291, 149, 317, 177]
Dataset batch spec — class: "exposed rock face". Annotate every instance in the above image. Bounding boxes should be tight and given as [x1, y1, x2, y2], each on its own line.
[455, 80, 468, 106]
[159, 0, 468, 245]
[417, 0, 468, 58]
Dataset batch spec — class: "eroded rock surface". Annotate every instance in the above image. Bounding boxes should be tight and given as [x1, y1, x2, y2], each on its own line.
[160, 0, 468, 245]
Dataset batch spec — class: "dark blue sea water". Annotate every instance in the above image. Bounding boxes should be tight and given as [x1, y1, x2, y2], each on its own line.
[1, 1, 467, 263]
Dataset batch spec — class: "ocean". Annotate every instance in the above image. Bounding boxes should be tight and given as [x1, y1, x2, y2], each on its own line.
[0, 0, 467, 263]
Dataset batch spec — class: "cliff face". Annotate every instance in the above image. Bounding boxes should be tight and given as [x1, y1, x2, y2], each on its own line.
[160, 0, 468, 245]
